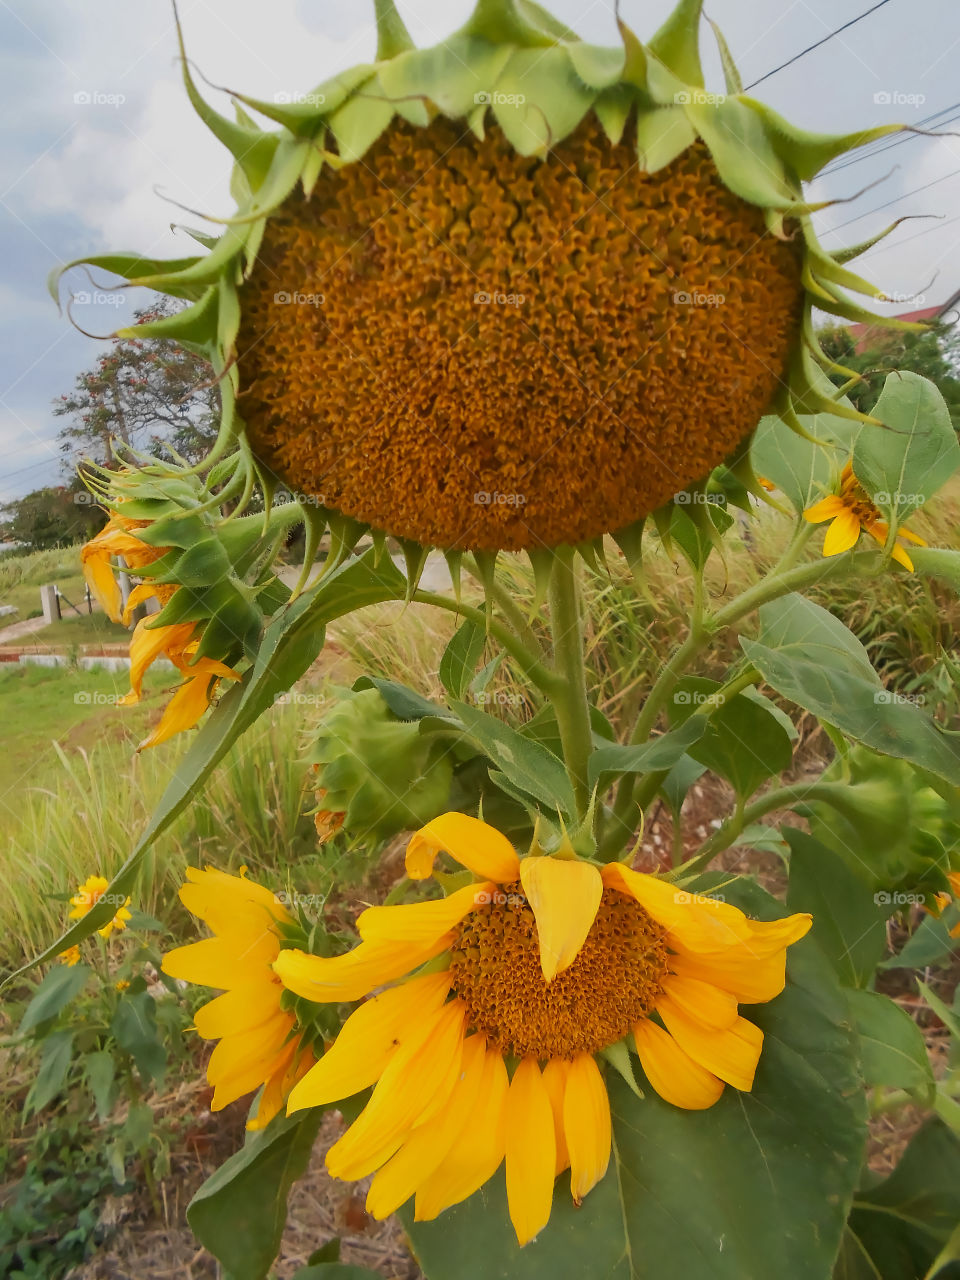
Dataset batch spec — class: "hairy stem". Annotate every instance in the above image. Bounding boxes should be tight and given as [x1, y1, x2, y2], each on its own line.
[547, 549, 593, 822]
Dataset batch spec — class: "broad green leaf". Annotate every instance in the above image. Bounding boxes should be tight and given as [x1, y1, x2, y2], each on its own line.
[521, 704, 615, 760]
[327, 81, 394, 162]
[841, 1120, 960, 1280]
[685, 98, 794, 208]
[880, 912, 960, 971]
[846, 988, 934, 1092]
[635, 105, 697, 172]
[588, 716, 708, 786]
[84, 1049, 116, 1121]
[405, 877, 866, 1280]
[659, 752, 707, 816]
[491, 47, 595, 155]
[18, 963, 91, 1033]
[913, 547, 960, 593]
[439, 619, 487, 701]
[188, 1111, 323, 1280]
[853, 372, 960, 527]
[3, 551, 408, 984]
[667, 501, 732, 572]
[352, 675, 454, 723]
[292, 1267, 383, 1280]
[25, 1030, 75, 1116]
[377, 37, 514, 119]
[785, 830, 887, 988]
[453, 700, 576, 817]
[668, 678, 794, 800]
[111, 991, 166, 1085]
[918, 981, 960, 1043]
[750, 411, 856, 513]
[742, 595, 960, 787]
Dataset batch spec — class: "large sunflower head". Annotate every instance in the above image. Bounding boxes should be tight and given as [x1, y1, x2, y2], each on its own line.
[273, 812, 811, 1244]
[53, 0, 920, 559]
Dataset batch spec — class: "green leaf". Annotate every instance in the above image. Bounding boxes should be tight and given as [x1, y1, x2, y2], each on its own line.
[842, 1120, 960, 1280]
[19, 963, 91, 1033]
[686, 98, 794, 208]
[439, 619, 488, 701]
[880, 912, 959, 971]
[911, 547, 960, 594]
[668, 678, 794, 800]
[4, 552, 408, 985]
[84, 1049, 116, 1121]
[378, 37, 514, 120]
[750, 410, 856, 512]
[111, 991, 166, 1085]
[453, 700, 576, 816]
[659, 752, 707, 817]
[292, 1267, 382, 1280]
[404, 876, 866, 1280]
[741, 595, 960, 787]
[25, 1030, 75, 1116]
[853, 372, 960, 527]
[635, 105, 697, 172]
[846, 988, 934, 1091]
[188, 1110, 323, 1280]
[491, 47, 595, 155]
[918, 980, 960, 1042]
[648, 0, 705, 87]
[588, 716, 708, 786]
[327, 80, 394, 162]
[123, 1101, 155, 1151]
[785, 829, 887, 988]
[352, 675, 453, 723]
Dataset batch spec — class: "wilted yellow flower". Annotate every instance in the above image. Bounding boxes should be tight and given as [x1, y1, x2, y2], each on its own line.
[69, 875, 132, 939]
[275, 814, 811, 1245]
[81, 512, 240, 749]
[60, 945, 81, 967]
[162, 867, 315, 1130]
[804, 461, 926, 570]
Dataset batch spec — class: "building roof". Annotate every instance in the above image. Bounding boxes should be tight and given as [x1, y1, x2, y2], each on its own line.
[846, 288, 960, 353]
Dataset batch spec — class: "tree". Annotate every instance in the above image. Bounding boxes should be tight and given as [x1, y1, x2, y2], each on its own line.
[54, 299, 220, 470]
[0, 483, 104, 551]
[819, 321, 960, 429]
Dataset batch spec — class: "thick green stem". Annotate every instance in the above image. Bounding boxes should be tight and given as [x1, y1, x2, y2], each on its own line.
[547, 549, 593, 822]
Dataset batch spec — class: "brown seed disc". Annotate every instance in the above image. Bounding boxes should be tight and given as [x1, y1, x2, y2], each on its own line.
[237, 114, 804, 550]
[448, 884, 669, 1060]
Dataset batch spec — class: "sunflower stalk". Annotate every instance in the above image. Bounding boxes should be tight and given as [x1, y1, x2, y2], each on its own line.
[546, 548, 594, 826]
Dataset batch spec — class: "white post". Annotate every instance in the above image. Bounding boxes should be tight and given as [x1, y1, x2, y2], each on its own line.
[40, 584, 61, 626]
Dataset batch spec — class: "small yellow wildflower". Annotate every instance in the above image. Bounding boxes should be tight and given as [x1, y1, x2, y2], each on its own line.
[69, 875, 132, 939]
[803, 461, 926, 570]
[60, 945, 81, 967]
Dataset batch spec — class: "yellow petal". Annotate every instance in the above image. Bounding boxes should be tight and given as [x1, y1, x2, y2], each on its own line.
[897, 526, 927, 546]
[81, 551, 123, 623]
[505, 1057, 557, 1246]
[414, 1044, 509, 1221]
[889, 540, 916, 571]
[562, 1053, 611, 1204]
[366, 1032, 488, 1220]
[660, 973, 739, 1030]
[245, 1039, 297, 1131]
[356, 882, 491, 945]
[541, 1057, 571, 1175]
[406, 812, 521, 883]
[121, 581, 158, 627]
[656, 998, 764, 1091]
[126, 619, 195, 702]
[139, 674, 218, 750]
[274, 935, 452, 1005]
[193, 980, 285, 1040]
[602, 864, 752, 952]
[179, 866, 290, 935]
[325, 1000, 467, 1181]
[163, 935, 277, 990]
[519, 857, 603, 982]
[669, 950, 787, 1004]
[822, 508, 861, 557]
[802, 494, 845, 524]
[208, 1013, 296, 1108]
[633, 1018, 724, 1110]
[286, 971, 451, 1111]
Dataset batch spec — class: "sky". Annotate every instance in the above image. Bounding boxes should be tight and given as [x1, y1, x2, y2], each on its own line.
[2, 0, 959, 505]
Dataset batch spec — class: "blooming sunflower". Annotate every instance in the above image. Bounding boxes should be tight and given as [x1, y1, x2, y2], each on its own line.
[69, 874, 132, 939]
[54, 0, 920, 557]
[162, 867, 317, 1130]
[803, 461, 926, 570]
[81, 512, 240, 749]
[274, 813, 811, 1245]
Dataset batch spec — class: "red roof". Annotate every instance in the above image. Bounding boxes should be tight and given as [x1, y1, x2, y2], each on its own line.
[844, 291, 960, 353]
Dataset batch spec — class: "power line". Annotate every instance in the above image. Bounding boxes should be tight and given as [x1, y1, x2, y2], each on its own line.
[745, 0, 897, 91]
[820, 103, 960, 177]
[829, 164, 960, 232]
